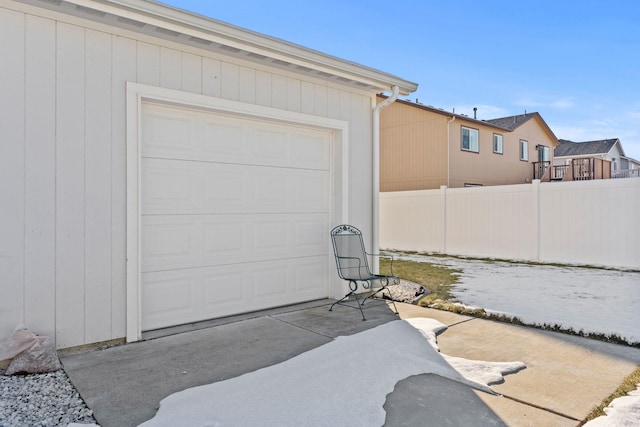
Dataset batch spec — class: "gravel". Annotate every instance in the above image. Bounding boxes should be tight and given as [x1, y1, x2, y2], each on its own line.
[0, 368, 96, 427]
[386, 279, 428, 304]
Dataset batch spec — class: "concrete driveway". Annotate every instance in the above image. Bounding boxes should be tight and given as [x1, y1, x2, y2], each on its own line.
[61, 300, 640, 426]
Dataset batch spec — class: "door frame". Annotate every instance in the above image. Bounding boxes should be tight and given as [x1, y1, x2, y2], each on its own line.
[125, 82, 349, 342]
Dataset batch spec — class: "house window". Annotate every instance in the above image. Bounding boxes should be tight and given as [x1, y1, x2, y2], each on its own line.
[461, 127, 479, 152]
[520, 140, 528, 161]
[493, 134, 503, 154]
[537, 145, 550, 162]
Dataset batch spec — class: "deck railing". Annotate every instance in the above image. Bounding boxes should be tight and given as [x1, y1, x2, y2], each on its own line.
[612, 169, 640, 179]
[542, 158, 612, 181]
[532, 161, 551, 180]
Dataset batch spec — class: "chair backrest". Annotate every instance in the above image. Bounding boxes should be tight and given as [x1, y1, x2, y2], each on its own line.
[331, 224, 373, 281]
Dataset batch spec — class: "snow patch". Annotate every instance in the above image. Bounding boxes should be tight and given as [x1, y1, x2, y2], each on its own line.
[399, 254, 640, 344]
[139, 319, 525, 427]
[582, 384, 640, 427]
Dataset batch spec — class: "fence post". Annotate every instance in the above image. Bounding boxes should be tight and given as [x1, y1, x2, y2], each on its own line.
[440, 185, 447, 254]
[532, 179, 541, 261]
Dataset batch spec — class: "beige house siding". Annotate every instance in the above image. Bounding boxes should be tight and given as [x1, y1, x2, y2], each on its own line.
[380, 97, 558, 190]
[450, 118, 556, 187]
[380, 101, 448, 191]
[449, 121, 514, 187]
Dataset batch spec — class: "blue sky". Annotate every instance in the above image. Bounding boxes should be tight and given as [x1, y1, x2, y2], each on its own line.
[159, 0, 640, 160]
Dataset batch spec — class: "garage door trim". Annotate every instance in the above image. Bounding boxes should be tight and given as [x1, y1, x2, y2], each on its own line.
[125, 82, 349, 342]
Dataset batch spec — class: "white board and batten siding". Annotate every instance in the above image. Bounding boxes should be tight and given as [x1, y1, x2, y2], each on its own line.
[0, 1, 379, 349]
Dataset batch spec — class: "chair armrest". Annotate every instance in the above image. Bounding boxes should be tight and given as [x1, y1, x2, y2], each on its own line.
[366, 252, 395, 277]
[335, 255, 367, 280]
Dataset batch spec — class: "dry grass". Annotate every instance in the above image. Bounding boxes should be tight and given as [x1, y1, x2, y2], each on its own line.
[579, 365, 640, 425]
[380, 257, 462, 303]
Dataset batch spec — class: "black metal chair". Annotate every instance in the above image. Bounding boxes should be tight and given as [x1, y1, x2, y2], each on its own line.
[329, 224, 399, 320]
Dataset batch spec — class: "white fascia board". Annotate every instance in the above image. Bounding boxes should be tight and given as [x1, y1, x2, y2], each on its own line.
[60, 0, 418, 95]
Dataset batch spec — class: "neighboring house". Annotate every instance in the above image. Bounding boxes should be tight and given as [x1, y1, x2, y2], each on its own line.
[554, 138, 640, 180]
[622, 157, 640, 178]
[379, 97, 559, 191]
[1, 0, 417, 349]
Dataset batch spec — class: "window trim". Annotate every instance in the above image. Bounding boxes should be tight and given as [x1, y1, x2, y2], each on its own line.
[537, 144, 550, 162]
[461, 126, 479, 153]
[493, 133, 503, 154]
[520, 139, 529, 161]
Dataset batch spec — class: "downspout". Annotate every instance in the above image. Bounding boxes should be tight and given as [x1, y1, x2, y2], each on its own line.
[372, 85, 399, 271]
[446, 115, 456, 187]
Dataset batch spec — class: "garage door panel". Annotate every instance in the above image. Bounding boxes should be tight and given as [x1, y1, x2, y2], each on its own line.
[143, 158, 329, 215]
[251, 265, 288, 298]
[142, 272, 197, 330]
[250, 127, 289, 162]
[202, 270, 245, 306]
[294, 219, 329, 249]
[142, 158, 244, 213]
[294, 260, 330, 293]
[292, 131, 330, 170]
[202, 221, 246, 256]
[250, 168, 330, 213]
[202, 166, 247, 207]
[144, 103, 331, 172]
[142, 256, 329, 330]
[142, 214, 329, 272]
[251, 169, 289, 208]
[202, 121, 246, 158]
[252, 220, 288, 251]
[143, 163, 196, 206]
[142, 222, 200, 269]
[142, 108, 194, 156]
[292, 172, 331, 210]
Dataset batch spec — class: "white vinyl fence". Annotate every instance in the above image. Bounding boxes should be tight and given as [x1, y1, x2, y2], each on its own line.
[380, 179, 640, 269]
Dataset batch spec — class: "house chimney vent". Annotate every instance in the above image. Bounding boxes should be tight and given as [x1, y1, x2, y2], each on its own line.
[473, 107, 477, 119]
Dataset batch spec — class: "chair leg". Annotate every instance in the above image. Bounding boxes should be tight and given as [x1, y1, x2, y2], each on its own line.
[329, 292, 351, 311]
[353, 292, 366, 321]
[362, 281, 399, 316]
[385, 288, 399, 316]
[329, 281, 367, 321]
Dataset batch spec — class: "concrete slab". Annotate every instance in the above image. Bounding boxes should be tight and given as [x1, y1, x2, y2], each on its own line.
[140, 299, 334, 341]
[384, 374, 577, 427]
[441, 318, 640, 421]
[397, 303, 640, 424]
[273, 300, 400, 338]
[473, 392, 578, 427]
[383, 374, 507, 426]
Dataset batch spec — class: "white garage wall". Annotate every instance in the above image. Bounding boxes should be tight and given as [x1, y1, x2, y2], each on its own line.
[0, 2, 375, 348]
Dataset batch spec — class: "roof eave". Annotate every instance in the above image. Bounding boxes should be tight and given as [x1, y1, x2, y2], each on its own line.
[386, 97, 514, 131]
[37, 0, 418, 95]
[531, 113, 559, 146]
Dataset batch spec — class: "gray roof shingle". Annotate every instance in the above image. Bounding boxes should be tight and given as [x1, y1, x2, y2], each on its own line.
[484, 113, 538, 130]
[554, 138, 619, 157]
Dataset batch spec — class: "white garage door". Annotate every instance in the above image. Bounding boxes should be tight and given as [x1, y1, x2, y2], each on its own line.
[140, 103, 332, 331]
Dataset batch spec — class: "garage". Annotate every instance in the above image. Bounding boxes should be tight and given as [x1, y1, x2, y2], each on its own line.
[2, 0, 417, 349]
[139, 101, 334, 331]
